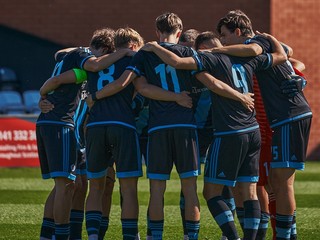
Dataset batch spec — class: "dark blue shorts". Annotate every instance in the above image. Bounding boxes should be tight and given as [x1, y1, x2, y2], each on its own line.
[36, 125, 77, 180]
[86, 125, 142, 179]
[204, 129, 261, 187]
[146, 128, 200, 180]
[271, 117, 311, 170]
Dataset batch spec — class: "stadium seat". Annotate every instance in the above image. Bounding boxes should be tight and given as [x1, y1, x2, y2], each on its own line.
[0, 90, 26, 114]
[0, 67, 20, 91]
[23, 90, 41, 114]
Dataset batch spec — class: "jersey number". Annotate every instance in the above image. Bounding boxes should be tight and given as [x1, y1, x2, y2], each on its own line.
[231, 64, 248, 93]
[155, 64, 180, 93]
[97, 65, 115, 90]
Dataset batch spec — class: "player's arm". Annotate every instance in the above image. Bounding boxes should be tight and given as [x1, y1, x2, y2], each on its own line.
[38, 99, 54, 113]
[196, 71, 255, 112]
[83, 48, 135, 72]
[211, 42, 263, 56]
[259, 32, 288, 66]
[86, 70, 137, 108]
[289, 57, 306, 72]
[133, 76, 192, 108]
[39, 69, 86, 97]
[141, 41, 197, 70]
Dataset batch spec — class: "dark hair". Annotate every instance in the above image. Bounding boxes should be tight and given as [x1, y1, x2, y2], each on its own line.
[216, 9, 254, 37]
[179, 29, 200, 44]
[114, 27, 144, 48]
[194, 31, 220, 50]
[90, 28, 115, 53]
[155, 12, 183, 34]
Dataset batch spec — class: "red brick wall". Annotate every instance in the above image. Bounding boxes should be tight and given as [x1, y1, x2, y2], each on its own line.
[1, 0, 270, 45]
[271, 0, 320, 159]
[1, 0, 318, 159]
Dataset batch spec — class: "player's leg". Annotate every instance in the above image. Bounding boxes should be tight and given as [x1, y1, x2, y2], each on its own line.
[70, 151, 88, 240]
[148, 179, 166, 240]
[256, 133, 273, 240]
[269, 118, 311, 240]
[269, 168, 295, 240]
[178, 191, 187, 239]
[236, 129, 261, 240]
[111, 126, 142, 240]
[70, 174, 87, 240]
[220, 186, 236, 240]
[54, 177, 76, 240]
[85, 126, 110, 240]
[40, 125, 77, 240]
[40, 188, 56, 240]
[203, 136, 241, 240]
[37, 126, 56, 240]
[176, 128, 201, 240]
[99, 165, 115, 240]
[181, 177, 200, 240]
[146, 130, 174, 240]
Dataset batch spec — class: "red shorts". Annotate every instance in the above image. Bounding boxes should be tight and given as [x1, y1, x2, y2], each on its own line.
[257, 125, 273, 186]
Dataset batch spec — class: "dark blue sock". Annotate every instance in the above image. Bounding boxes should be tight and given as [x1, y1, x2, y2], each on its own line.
[149, 219, 164, 240]
[243, 200, 261, 240]
[186, 220, 200, 240]
[222, 186, 236, 217]
[55, 223, 70, 240]
[98, 216, 109, 240]
[236, 207, 245, 231]
[121, 218, 138, 240]
[40, 217, 55, 239]
[290, 210, 297, 240]
[256, 211, 270, 240]
[69, 209, 84, 240]
[207, 196, 239, 239]
[276, 213, 293, 240]
[85, 211, 102, 238]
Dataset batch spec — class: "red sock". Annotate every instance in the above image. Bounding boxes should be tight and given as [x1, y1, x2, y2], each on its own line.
[268, 192, 276, 240]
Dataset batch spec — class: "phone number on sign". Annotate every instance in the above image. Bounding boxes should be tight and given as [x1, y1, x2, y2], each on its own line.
[0, 130, 37, 141]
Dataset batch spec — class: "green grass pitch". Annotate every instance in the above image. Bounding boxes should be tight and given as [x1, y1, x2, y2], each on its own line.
[0, 161, 320, 239]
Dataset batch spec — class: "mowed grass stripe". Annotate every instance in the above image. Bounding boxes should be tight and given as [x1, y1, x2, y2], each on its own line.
[1, 189, 319, 209]
[0, 167, 41, 178]
[3, 177, 320, 194]
[1, 205, 320, 239]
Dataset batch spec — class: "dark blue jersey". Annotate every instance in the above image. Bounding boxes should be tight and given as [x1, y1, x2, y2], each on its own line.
[191, 80, 213, 129]
[196, 52, 273, 135]
[128, 43, 201, 133]
[132, 93, 149, 137]
[86, 56, 136, 129]
[37, 47, 93, 127]
[246, 36, 312, 128]
[74, 95, 88, 149]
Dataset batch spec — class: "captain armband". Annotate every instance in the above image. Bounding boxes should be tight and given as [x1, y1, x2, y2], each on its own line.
[72, 68, 87, 84]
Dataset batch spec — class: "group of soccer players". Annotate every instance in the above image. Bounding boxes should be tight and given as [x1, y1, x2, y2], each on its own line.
[36, 9, 312, 240]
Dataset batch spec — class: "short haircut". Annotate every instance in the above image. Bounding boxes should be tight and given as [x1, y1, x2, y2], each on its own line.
[155, 12, 183, 34]
[194, 31, 221, 50]
[216, 9, 254, 37]
[90, 28, 115, 53]
[114, 27, 144, 49]
[179, 29, 200, 44]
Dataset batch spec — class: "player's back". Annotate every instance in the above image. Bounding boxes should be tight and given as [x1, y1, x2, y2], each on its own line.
[246, 35, 312, 127]
[37, 48, 93, 126]
[86, 56, 136, 129]
[129, 43, 198, 132]
[198, 51, 271, 135]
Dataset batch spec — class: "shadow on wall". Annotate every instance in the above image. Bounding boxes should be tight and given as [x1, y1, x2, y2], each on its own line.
[0, 25, 64, 91]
